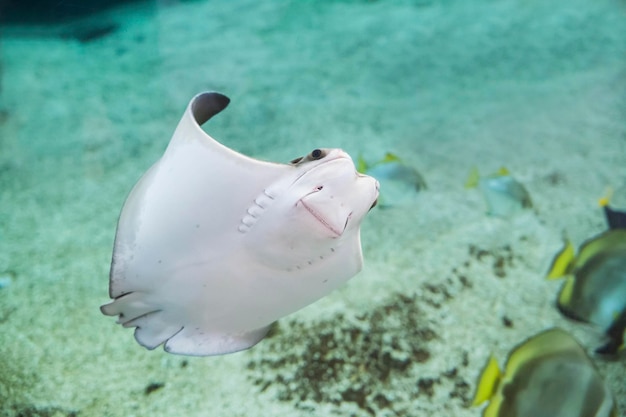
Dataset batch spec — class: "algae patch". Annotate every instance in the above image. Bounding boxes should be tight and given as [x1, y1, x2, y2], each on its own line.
[247, 293, 469, 415]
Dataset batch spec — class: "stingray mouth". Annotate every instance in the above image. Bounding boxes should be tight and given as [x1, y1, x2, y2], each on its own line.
[299, 192, 350, 237]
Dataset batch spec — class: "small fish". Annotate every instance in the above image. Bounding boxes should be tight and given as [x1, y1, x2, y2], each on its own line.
[472, 328, 617, 417]
[358, 152, 426, 207]
[547, 196, 626, 355]
[466, 167, 532, 217]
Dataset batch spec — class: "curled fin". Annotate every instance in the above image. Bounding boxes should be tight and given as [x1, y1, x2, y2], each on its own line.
[472, 355, 501, 407]
[546, 240, 575, 279]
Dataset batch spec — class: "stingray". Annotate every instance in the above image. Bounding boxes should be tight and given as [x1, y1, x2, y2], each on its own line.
[101, 92, 380, 356]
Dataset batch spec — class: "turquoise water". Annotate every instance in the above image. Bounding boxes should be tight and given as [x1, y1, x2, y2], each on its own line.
[1, 1, 625, 416]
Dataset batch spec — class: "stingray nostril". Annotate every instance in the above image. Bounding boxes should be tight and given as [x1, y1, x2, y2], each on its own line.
[369, 198, 378, 210]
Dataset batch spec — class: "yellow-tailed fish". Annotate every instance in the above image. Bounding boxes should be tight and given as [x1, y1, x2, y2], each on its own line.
[547, 198, 626, 354]
[472, 328, 617, 417]
[466, 167, 532, 217]
[360, 152, 426, 207]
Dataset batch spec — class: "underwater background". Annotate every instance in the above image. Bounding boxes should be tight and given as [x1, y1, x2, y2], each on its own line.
[0, 0, 625, 416]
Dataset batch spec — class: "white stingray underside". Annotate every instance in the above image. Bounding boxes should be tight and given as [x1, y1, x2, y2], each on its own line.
[101, 92, 379, 356]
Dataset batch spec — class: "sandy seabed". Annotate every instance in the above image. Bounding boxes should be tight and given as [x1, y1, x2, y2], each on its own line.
[0, 0, 625, 416]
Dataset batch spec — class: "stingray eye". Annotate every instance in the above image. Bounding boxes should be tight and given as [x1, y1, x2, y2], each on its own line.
[290, 156, 304, 164]
[310, 149, 325, 160]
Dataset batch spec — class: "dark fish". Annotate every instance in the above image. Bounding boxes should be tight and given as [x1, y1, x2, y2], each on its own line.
[472, 328, 617, 417]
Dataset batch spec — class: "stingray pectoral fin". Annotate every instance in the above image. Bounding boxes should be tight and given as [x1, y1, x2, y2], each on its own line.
[163, 324, 273, 356]
[190, 92, 230, 125]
